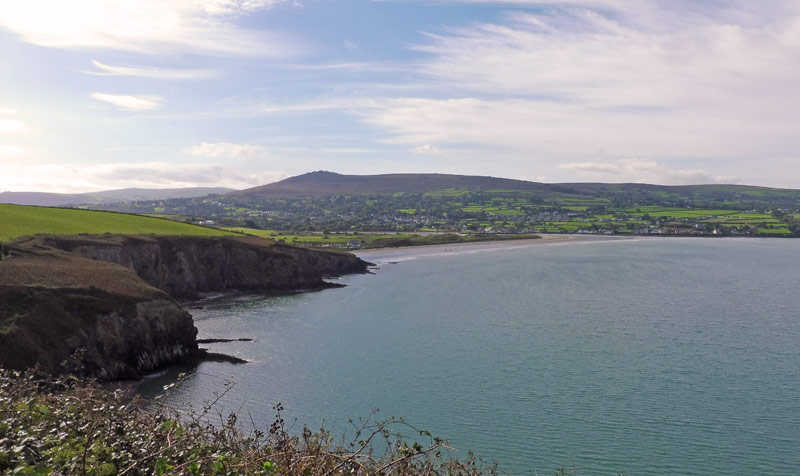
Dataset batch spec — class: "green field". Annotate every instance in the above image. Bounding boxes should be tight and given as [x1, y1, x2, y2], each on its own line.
[224, 227, 413, 247]
[624, 207, 739, 218]
[0, 204, 234, 241]
[224, 227, 541, 249]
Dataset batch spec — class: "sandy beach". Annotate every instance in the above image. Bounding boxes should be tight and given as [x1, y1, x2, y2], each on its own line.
[355, 233, 630, 264]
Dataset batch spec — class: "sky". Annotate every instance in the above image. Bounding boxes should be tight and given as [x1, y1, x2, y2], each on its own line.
[1, 0, 799, 192]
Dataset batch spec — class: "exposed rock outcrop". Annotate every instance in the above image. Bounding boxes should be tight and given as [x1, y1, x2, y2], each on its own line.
[0, 245, 197, 379]
[0, 234, 370, 379]
[26, 234, 369, 299]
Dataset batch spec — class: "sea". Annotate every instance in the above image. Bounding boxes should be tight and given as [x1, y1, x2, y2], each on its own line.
[138, 236, 800, 475]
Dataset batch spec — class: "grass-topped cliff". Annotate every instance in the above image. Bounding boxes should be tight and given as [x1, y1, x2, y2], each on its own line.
[0, 240, 198, 379]
[0, 203, 234, 242]
[1, 225, 369, 378]
[18, 234, 369, 299]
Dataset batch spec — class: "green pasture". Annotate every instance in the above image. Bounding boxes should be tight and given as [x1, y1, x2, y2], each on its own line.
[623, 207, 741, 218]
[492, 209, 525, 216]
[224, 227, 346, 244]
[703, 217, 782, 225]
[225, 227, 543, 248]
[224, 227, 390, 246]
[0, 204, 233, 242]
[559, 197, 611, 205]
[757, 227, 792, 235]
[424, 188, 470, 197]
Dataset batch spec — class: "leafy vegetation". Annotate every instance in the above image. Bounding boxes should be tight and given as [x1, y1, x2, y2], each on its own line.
[0, 369, 500, 475]
[0, 204, 234, 241]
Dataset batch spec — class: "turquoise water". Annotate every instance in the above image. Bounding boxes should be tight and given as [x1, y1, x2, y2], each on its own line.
[141, 237, 800, 475]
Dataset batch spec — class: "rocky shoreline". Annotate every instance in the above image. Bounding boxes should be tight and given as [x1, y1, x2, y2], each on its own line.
[0, 234, 370, 380]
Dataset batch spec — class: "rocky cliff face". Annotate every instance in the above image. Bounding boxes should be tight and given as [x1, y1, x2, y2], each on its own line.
[33, 235, 370, 299]
[0, 246, 197, 379]
[0, 235, 369, 379]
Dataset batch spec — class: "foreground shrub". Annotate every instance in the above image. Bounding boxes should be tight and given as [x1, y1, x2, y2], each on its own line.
[0, 369, 498, 475]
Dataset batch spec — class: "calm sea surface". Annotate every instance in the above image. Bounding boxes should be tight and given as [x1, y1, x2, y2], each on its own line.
[140, 237, 800, 475]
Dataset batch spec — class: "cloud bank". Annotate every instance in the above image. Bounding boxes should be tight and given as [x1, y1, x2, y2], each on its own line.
[560, 159, 739, 185]
[350, 0, 800, 182]
[185, 142, 269, 159]
[0, 162, 287, 193]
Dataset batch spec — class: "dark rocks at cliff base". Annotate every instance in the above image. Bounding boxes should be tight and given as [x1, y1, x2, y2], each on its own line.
[196, 337, 254, 344]
[194, 349, 248, 364]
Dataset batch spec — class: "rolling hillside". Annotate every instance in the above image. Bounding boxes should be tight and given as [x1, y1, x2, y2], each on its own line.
[229, 171, 800, 208]
[0, 187, 235, 207]
[67, 172, 800, 237]
[0, 204, 234, 241]
[229, 171, 576, 199]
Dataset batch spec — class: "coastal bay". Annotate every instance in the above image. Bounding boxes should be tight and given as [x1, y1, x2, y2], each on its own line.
[142, 237, 800, 475]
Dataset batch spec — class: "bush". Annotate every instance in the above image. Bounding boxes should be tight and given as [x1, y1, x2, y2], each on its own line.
[0, 369, 498, 475]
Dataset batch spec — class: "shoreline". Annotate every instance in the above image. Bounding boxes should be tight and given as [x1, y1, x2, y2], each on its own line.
[354, 233, 790, 258]
[355, 234, 630, 261]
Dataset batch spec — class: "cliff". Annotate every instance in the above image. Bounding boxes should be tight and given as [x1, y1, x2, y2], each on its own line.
[0, 235, 370, 379]
[16, 234, 370, 299]
[0, 245, 197, 379]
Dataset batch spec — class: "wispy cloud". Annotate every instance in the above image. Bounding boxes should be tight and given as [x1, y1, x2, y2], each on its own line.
[90, 93, 163, 111]
[0, 161, 287, 193]
[359, 93, 796, 165]
[0, 0, 299, 56]
[85, 60, 219, 80]
[346, 1, 800, 179]
[318, 147, 384, 154]
[412, 144, 441, 155]
[414, 3, 800, 107]
[560, 159, 739, 185]
[184, 142, 268, 159]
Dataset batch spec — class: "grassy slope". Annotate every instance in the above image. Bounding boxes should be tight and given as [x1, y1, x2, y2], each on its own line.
[0, 204, 234, 241]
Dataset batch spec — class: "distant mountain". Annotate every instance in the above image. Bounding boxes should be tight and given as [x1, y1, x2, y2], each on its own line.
[229, 171, 800, 205]
[230, 171, 578, 199]
[83, 187, 237, 202]
[0, 187, 236, 207]
[0, 192, 91, 207]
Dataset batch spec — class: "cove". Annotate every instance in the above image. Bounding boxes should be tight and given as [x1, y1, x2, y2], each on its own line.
[139, 237, 800, 475]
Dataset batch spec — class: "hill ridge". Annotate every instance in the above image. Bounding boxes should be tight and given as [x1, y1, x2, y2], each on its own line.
[230, 171, 800, 200]
[231, 170, 572, 199]
[0, 186, 236, 207]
